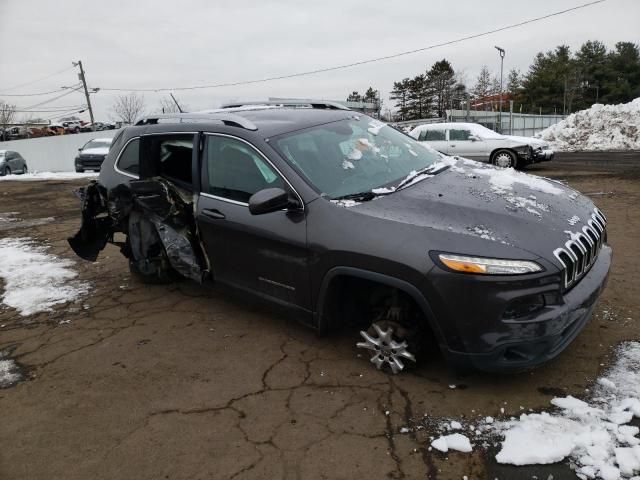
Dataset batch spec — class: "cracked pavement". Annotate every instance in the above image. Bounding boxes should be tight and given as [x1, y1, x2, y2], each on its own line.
[1, 153, 639, 479]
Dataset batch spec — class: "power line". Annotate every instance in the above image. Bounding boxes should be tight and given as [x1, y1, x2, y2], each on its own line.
[98, 0, 605, 93]
[0, 65, 76, 94]
[21, 85, 83, 111]
[0, 87, 73, 97]
[14, 105, 86, 113]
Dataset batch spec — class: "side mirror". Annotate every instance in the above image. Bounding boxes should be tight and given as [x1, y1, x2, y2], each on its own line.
[78, 148, 82, 151]
[469, 135, 480, 142]
[249, 188, 291, 215]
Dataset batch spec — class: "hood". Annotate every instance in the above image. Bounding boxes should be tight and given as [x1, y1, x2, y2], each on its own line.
[350, 157, 599, 263]
[80, 147, 110, 156]
[504, 135, 549, 148]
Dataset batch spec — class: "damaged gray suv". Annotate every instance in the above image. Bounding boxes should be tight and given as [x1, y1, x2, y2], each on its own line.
[69, 100, 611, 374]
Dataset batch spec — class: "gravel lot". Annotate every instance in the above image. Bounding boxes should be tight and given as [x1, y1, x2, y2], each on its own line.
[1, 152, 639, 479]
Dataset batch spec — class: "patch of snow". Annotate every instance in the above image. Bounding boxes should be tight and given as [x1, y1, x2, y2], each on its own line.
[0, 237, 90, 316]
[495, 342, 640, 478]
[330, 199, 360, 208]
[467, 225, 497, 241]
[0, 171, 98, 182]
[431, 433, 473, 453]
[347, 149, 363, 161]
[473, 167, 564, 195]
[537, 98, 640, 151]
[0, 354, 22, 388]
[367, 120, 385, 136]
[450, 421, 463, 430]
[372, 186, 395, 194]
[342, 160, 355, 170]
[569, 215, 581, 226]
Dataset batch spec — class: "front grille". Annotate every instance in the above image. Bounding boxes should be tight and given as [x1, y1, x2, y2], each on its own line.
[553, 207, 606, 289]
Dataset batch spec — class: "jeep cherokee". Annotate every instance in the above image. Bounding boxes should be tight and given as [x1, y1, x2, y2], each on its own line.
[68, 100, 611, 374]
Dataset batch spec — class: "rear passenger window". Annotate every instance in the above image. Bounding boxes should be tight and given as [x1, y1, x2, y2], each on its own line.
[425, 130, 446, 141]
[150, 134, 194, 186]
[117, 138, 140, 175]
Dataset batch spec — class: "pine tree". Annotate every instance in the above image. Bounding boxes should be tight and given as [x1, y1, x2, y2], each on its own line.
[347, 91, 362, 102]
[390, 78, 411, 120]
[507, 68, 522, 95]
[406, 74, 430, 119]
[426, 59, 456, 117]
[472, 66, 492, 99]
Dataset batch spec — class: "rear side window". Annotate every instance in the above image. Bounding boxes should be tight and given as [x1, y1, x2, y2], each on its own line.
[425, 130, 446, 141]
[117, 138, 140, 175]
[204, 135, 284, 203]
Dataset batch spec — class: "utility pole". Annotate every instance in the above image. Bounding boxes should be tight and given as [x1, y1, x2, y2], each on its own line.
[74, 60, 95, 130]
[495, 46, 505, 133]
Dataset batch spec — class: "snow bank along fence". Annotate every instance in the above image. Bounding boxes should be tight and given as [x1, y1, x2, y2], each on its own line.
[446, 109, 566, 137]
[0, 130, 118, 172]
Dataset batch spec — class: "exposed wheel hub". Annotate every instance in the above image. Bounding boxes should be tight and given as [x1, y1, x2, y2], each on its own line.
[356, 322, 416, 374]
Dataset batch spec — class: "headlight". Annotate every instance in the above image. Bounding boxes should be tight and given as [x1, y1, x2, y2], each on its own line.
[438, 253, 543, 275]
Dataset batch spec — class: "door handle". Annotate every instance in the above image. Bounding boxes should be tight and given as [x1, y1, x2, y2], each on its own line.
[450, 144, 456, 147]
[202, 208, 226, 220]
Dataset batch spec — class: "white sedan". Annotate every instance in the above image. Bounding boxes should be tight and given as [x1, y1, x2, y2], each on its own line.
[409, 122, 554, 169]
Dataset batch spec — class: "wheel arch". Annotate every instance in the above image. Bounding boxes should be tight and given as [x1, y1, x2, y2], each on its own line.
[315, 266, 447, 348]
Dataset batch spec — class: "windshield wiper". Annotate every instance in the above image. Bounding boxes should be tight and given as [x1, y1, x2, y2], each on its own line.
[395, 164, 448, 191]
[331, 191, 378, 202]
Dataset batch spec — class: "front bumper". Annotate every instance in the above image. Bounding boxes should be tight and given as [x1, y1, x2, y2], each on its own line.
[431, 246, 611, 373]
[75, 154, 106, 171]
[533, 149, 554, 162]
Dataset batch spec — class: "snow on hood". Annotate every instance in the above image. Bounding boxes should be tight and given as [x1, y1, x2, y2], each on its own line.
[537, 98, 640, 151]
[80, 147, 110, 155]
[504, 135, 548, 147]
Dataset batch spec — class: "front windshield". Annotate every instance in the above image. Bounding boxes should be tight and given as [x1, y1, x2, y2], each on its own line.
[273, 116, 441, 198]
[84, 140, 111, 150]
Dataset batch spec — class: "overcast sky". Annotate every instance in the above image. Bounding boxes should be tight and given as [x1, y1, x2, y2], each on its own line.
[0, 0, 638, 122]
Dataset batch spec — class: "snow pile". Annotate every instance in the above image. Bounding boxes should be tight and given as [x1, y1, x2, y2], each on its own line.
[496, 342, 640, 479]
[0, 171, 97, 181]
[0, 237, 90, 315]
[537, 98, 640, 151]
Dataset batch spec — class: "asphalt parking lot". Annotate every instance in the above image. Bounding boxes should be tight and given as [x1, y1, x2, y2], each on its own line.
[1, 152, 639, 480]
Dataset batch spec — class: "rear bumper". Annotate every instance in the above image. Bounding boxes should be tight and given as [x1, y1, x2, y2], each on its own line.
[444, 245, 611, 373]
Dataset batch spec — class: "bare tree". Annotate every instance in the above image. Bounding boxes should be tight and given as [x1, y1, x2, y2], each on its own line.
[0, 100, 17, 140]
[111, 93, 145, 125]
[157, 97, 182, 114]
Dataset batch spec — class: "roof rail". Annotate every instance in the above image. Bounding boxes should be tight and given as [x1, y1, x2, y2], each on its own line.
[220, 100, 351, 111]
[135, 113, 258, 131]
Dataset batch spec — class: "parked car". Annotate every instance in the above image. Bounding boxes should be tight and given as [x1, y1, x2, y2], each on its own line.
[409, 122, 554, 169]
[74, 137, 113, 172]
[68, 102, 610, 374]
[0, 150, 28, 175]
[48, 124, 66, 135]
[62, 120, 83, 133]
